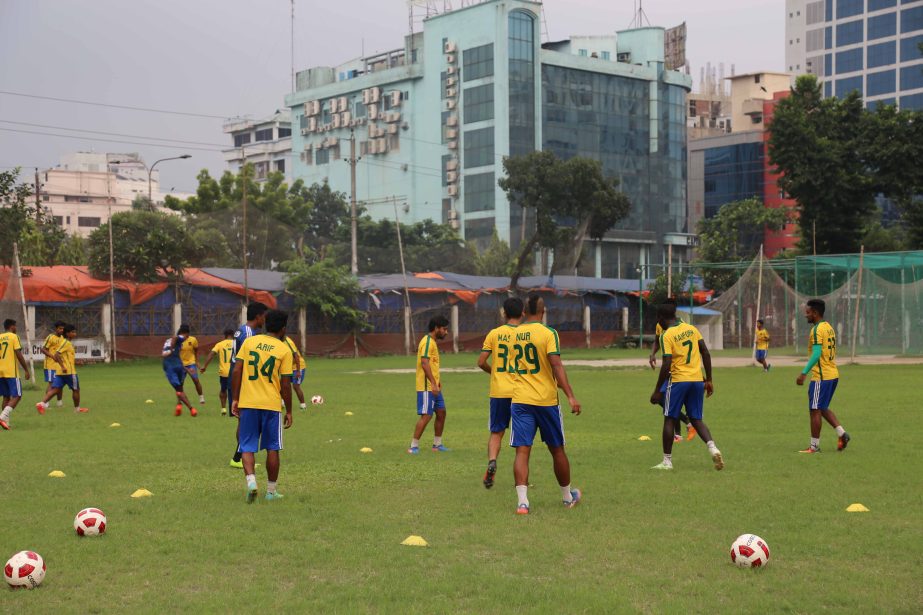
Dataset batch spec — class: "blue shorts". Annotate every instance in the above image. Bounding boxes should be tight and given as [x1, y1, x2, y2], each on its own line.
[292, 369, 305, 386]
[808, 379, 838, 410]
[510, 403, 565, 448]
[416, 391, 446, 415]
[656, 380, 668, 408]
[489, 397, 512, 432]
[184, 364, 199, 379]
[164, 366, 187, 390]
[44, 369, 56, 383]
[238, 408, 283, 452]
[0, 377, 22, 398]
[664, 381, 704, 420]
[755, 349, 767, 361]
[52, 374, 79, 391]
[219, 376, 231, 394]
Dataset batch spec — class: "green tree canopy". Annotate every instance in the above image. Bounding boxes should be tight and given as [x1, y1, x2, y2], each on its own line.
[283, 259, 367, 331]
[0, 168, 74, 266]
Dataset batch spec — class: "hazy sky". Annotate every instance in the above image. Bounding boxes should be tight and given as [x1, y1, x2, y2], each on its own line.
[0, 0, 782, 192]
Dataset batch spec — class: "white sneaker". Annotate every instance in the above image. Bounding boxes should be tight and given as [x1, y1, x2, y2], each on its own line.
[650, 462, 673, 470]
[711, 449, 724, 471]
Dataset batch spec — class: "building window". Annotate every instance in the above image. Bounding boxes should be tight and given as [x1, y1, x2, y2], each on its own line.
[701, 143, 765, 219]
[316, 148, 330, 165]
[868, 12, 897, 40]
[53, 215, 63, 225]
[867, 41, 897, 68]
[825, 26, 832, 49]
[278, 127, 292, 138]
[78, 216, 101, 228]
[901, 6, 923, 34]
[579, 49, 588, 56]
[825, 0, 833, 21]
[441, 71, 448, 100]
[867, 70, 897, 96]
[301, 147, 313, 165]
[806, 28, 825, 52]
[254, 128, 273, 142]
[900, 92, 923, 110]
[509, 10, 536, 159]
[754, 74, 761, 83]
[42, 194, 50, 201]
[464, 127, 494, 168]
[442, 155, 451, 187]
[254, 161, 270, 179]
[463, 172, 496, 213]
[463, 83, 494, 123]
[836, 0, 863, 19]
[835, 48, 863, 73]
[868, 0, 896, 10]
[601, 51, 611, 60]
[274, 159, 285, 173]
[825, 53, 833, 76]
[900, 64, 923, 91]
[824, 80, 833, 97]
[464, 216, 495, 243]
[836, 20, 863, 46]
[835, 75, 863, 97]
[901, 34, 923, 61]
[463, 44, 494, 81]
[234, 133, 251, 147]
[354, 101, 367, 118]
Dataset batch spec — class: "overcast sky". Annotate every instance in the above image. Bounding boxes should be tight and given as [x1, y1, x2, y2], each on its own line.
[0, 0, 782, 192]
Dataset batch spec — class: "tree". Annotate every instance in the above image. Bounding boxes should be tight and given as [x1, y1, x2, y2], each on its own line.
[498, 151, 630, 288]
[768, 75, 877, 254]
[297, 181, 349, 261]
[696, 198, 788, 291]
[0, 168, 73, 266]
[473, 229, 529, 277]
[283, 259, 367, 330]
[87, 210, 203, 282]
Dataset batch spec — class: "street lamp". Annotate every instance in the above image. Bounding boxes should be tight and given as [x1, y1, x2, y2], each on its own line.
[148, 155, 191, 205]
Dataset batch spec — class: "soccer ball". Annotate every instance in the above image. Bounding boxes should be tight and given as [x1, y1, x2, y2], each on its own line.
[4, 551, 46, 589]
[74, 508, 107, 537]
[730, 534, 770, 568]
[311, 395, 324, 405]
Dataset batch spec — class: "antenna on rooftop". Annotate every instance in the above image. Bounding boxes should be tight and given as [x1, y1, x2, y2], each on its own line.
[629, 0, 651, 28]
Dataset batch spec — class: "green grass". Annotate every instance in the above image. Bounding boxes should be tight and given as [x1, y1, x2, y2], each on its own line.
[1, 356, 921, 613]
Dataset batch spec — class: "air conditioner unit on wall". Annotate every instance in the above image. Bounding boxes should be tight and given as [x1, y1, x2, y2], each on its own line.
[446, 171, 458, 184]
[446, 159, 458, 172]
[332, 114, 341, 128]
[446, 115, 458, 126]
[447, 77, 457, 87]
[447, 100, 457, 110]
[444, 41, 456, 53]
[446, 88, 457, 98]
[308, 118, 317, 131]
[446, 128, 457, 139]
[447, 185, 458, 197]
[446, 54, 456, 64]
[388, 124, 398, 134]
[329, 98, 338, 113]
[362, 89, 370, 104]
[369, 105, 379, 120]
[447, 140, 457, 150]
[447, 66, 457, 75]
[342, 111, 352, 125]
[390, 91, 402, 107]
[338, 96, 348, 110]
[370, 87, 381, 102]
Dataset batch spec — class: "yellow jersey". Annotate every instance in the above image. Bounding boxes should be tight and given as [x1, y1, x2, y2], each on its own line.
[0, 332, 23, 377]
[235, 334, 294, 412]
[284, 336, 304, 370]
[55, 338, 76, 375]
[661, 322, 704, 383]
[756, 329, 770, 350]
[180, 336, 199, 366]
[43, 333, 62, 370]
[510, 322, 561, 407]
[808, 321, 838, 381]
[415, 334, 441, 392]
[212, 339, 234, 377]
[481, 324, 518, 399]
[656, 318, 684, 344]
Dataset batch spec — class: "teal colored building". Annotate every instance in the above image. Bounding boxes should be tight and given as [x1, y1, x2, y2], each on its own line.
[285, 0, 694, 277]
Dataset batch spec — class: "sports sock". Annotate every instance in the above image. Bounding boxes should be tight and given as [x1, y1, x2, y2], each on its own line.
[245, 474, 257, 491]
[267, 481, 277, 494]
[433, 436, 443, 446]
[810, 437, 820, 449]
[662, 453, 672, 465]
[561, 484, 573, 502]
[299, 403, 306, 410]
[410, 438, 420, 449]
[233, 450, 243, 463]
[55, 400, 63, 407]
[0, 406, 10, 422]
[515, 485, 529, 506]
[835, 425, 846, 437]
[706, 440, 718, 452]
[199, 395, 205, 404]
[488, 459, 497, 467]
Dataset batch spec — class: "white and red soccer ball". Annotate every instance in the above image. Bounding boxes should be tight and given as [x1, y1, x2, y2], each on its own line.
[730, 534, 770, 568]
[4, 551, 46, 589]
[73, 508, 107, 537]
[311, 395, 325, 405]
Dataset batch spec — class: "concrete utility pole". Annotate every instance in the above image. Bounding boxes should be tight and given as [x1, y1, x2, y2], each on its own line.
[346, 130, 360, 275]
[34, 168, 41, 220]
[242, 155, 249, 301]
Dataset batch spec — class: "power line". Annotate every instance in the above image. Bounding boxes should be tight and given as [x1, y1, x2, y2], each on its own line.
[0, 127, 222, 153]
[0, 120, 228, 148]
[0, 90, 230, 120]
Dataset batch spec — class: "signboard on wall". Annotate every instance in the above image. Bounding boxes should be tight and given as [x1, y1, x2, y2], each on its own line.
[24, 338, 108, 363]
[664, 22, 687, 70]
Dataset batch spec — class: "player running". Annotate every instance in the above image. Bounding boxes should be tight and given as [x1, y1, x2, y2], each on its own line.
[162, 327, 198, 417]
[178, 324, 205, 406]
[795, 299, 850, 453]
[649, 303, 723, 471]
[476, 297, 523, 488]
[229, 302, 268, 468]
[509, 295, 582, 515]
[755, 319, 771, 372]
[283, 335, 308, 411]
[0, 319, 32, 430]
[408, 315, 450, 454]
[230, 309, 294, 503]
[201, 329, 234, 415]
[650, 299, 694, 442]
[40, 321, 65, 408]
[36, 324, 88, 414]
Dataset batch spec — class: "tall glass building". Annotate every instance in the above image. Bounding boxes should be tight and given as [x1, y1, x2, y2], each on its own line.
[285, 0, 694, 276]
[786, 0, 923, 109]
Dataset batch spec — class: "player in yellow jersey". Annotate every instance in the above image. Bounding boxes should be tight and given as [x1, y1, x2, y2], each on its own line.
[283, 335, 308, 412]
[650, 303, 723, 471]
[231, 310, 294, 503]
[40, 321, 65, 407]
[795, 299, 850, 453]
[476, 297, 523, 488]
[408, 316, 450, 454]
[0, 319, 32, 430]
[755, 319, 771, 372]
[201, 329, 235, 415]
[509, 295, 582, 515]
[178, 324, 205, 405]
[37, 324, 88, 414]
[650, 299, 694, 442]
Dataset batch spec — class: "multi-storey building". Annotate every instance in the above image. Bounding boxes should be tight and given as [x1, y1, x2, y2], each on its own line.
[786, 0, 923, 109]
[222, 110, 292, 181]
[284, 0, 694, 277]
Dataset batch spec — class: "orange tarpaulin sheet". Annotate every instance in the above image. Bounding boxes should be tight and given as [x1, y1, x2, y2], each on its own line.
[182, 269, 276, 308]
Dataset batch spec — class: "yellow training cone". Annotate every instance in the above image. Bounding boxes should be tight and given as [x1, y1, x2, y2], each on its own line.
[846, 503, 870, 512]
[145, 399, 154, 404]
[637, 435, 652, 441]
[109, 423, 121, 428]
[48, 470, 66, 478]
[131, 488, 153, 498]
[401, 535, 428, 547]
[344, 411, 354, 416]
[360, 447, 373, 453]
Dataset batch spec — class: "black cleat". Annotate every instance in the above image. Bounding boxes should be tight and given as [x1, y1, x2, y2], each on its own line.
[246, 488, 258, 504]
[837, 432, 850, 451]
[483, 461, 497, 489]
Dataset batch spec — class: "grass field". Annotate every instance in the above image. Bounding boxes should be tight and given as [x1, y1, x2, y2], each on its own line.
[1, 352, 921, 613]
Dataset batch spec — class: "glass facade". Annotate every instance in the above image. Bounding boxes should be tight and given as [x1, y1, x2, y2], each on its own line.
[463, 83, 494, 123]
[900, 33, 923, 61]
[900, 64, 923, 90]
[867, 12, 897, 40]
[464, 217, 495, 242]
[837, 0, 863, 19]
[702, 143, 764, 219]
[867, 41, 897, 68]
[836, 47, 864, 72]
[464, 172, 496, 213]
[901, 6, 923, 34]
[836, 75, 864, 96]
[541, 64, 687, 238]
[463, 127, 494, 168]
[867, 69, 897, 96]
[508, 10, 536, 243]
[836, 20, 864, 46]
[462, 44, 494, 81]
[868, 0, 896, 11]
